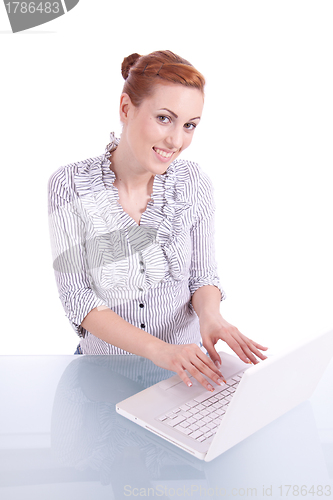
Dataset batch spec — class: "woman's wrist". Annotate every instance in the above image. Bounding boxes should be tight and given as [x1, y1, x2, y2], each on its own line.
[191, 285, 222, 319]
[144, 335, 168, 364]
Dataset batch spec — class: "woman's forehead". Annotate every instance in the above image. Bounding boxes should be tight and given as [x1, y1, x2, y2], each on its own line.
[142, 83, 204, 115]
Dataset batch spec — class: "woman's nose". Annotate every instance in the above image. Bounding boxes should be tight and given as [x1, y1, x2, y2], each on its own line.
[166, 126, 183, 150]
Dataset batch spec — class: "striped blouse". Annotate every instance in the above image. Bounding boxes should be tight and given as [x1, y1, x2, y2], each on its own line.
[48, 132, 225, 354]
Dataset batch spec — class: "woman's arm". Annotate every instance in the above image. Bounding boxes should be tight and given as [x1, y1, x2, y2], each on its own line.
[81, 306, 225, 391]
[191, 285, 268, 366]
[188, 170, 267, 366]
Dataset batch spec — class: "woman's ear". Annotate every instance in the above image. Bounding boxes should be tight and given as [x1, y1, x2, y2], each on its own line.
[119, 93, 132, 124]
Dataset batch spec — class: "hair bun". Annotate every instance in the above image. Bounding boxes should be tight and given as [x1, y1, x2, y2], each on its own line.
[121, 53, 141, 80]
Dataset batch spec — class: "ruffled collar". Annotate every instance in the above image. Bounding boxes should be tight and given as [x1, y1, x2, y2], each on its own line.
[73, 131, 193, 284]
[103, 132, 191, 235]
[101, 131, 119, 189]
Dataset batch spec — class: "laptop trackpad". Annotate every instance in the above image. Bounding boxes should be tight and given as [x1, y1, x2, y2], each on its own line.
[158, 374, 208, 392]
[166, 376, 208, 397]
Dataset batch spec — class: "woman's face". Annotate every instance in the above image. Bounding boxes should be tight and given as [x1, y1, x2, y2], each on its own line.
[119, 83, 204, 175]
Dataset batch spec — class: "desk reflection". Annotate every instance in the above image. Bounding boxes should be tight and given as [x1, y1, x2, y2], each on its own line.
[0, 354, 332, 500]
[51, 355, 331, 497]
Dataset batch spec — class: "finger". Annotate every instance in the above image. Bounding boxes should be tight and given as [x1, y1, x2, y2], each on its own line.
[195, 347, 226, 380]
[250, 340, 269, 351]
[193, 354, 227, 386]
[221, 334, 253, 364]
[240, 343, 267, 364]
[202, 339, 221, 367]
[172, 349, 217, 390]
[185, 364, 216, 392]
[176, 367, 193, 388]
[224, 330, 267, 364]
[237, 335, 268, 361]
[201, 341, 226, 381]
[238, 334, 268, 352]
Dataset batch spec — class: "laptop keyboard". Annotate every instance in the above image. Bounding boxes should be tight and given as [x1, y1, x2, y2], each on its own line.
[156, 372, 245, 443]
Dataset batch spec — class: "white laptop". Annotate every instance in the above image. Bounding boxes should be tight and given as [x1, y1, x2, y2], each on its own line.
[116, 329, 333, 462]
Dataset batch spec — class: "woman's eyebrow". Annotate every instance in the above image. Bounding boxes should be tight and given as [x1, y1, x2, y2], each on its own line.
[159, 108, 201, 121]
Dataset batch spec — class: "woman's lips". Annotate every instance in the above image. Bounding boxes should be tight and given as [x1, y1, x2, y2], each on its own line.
[153, 147, 175, 161]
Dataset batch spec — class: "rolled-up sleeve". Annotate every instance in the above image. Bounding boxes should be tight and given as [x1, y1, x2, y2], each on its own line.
[188, 171, 226, 301]
[48, 170, 106, 337]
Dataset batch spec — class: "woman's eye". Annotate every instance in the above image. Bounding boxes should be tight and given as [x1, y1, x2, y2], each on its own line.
[184, 122, 196, 130]
[157, 115, 171, 124]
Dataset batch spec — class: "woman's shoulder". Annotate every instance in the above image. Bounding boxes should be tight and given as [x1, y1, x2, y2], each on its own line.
[171, 158, 214, 192]
[48, 153, 105, 201]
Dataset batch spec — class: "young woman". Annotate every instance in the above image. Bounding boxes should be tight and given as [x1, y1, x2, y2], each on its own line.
[48, 50, 267, 391]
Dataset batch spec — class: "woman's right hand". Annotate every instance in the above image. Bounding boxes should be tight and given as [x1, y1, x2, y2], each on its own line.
[149, 342, 226, 392]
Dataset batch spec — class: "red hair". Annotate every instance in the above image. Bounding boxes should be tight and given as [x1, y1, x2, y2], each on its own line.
[121, 50, 205, 107]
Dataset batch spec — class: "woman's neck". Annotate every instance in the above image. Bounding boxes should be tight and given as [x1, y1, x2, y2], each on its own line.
[110, 140, 154, 195]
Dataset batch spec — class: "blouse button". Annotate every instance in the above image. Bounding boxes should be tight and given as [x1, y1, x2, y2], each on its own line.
[140, 268, 145, 273]
[139, 303, 144, 308]
[140, 323, 145, 329]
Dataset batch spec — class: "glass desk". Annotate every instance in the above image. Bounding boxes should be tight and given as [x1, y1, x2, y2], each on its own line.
[0, 354, 332, 499]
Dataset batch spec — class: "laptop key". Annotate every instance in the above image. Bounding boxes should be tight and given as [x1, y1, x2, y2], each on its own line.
[197, 435, 206, 442]
[212, 402, 222, 409]
[190, 430, 204, 439]
[216, 393, 225, 400]
[220, 399, 230, 407]
[176, 425, 192, 435]
[199, 408, 210, 416]
[180, 411, 192, 418]
[166, 411, 177, 418]
[207, 421, 217, 429]
[216, 408, 226, 415]
[199, 425, 211, 433]
[190, 413, 200, 421]
[187, 417, 197, 424]
[194, 392, 213, 404]
[167, 415, 186, 427]
[186, 400, 198, 408]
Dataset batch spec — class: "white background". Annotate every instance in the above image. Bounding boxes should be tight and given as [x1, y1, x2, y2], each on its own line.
[1, 1, 332, 355]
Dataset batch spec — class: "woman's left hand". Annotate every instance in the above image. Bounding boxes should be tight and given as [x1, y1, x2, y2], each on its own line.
[200, 313, 268, 368]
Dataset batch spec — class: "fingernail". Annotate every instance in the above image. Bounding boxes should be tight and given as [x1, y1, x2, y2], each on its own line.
[187, 381, 192, 387]
[217, 378, 226, 385]
[215, 361, 221, 368]
[208, 384, 214, 392]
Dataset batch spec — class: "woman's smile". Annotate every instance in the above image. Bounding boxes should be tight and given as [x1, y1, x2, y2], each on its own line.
[152, 146, 177, 161]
